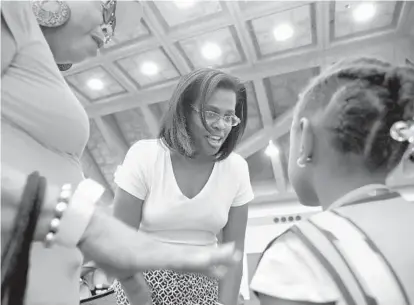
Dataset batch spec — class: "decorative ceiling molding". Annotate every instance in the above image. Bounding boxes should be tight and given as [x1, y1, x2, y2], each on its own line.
[70, 1, 412, 208]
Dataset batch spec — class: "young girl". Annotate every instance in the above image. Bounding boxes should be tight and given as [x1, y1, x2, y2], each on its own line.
[251, 57, 414, 305]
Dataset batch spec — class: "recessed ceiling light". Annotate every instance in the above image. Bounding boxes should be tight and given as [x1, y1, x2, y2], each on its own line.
[273, 24, 294, 42]
[201, 43, 222, 60]
[140, 61, 159, 76]
[174, 0, 195, 9]
[87, 78, 104, 90]
[353, 3, 376, 23]
[265, 140, 279, 157]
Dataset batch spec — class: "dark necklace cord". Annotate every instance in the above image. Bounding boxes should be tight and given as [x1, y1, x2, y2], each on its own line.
[1, 172, 46, 305]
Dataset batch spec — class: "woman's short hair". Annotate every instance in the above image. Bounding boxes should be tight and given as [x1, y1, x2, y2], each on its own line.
[296, 57, 414, 172]
[159, 68, 248, 161]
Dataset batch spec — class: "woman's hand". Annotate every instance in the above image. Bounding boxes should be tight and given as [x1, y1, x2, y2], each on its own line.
[119, 274, 152, 305]
[78, 212, 241, 280]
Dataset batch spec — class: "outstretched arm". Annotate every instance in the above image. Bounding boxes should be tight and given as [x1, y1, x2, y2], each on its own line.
[1, 164, 240, 280]
[219, 204, 249, 305]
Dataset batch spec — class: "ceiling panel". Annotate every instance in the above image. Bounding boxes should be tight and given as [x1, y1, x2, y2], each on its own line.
[151, 0, 223, 29]
[87, 120, 119, 191]
[66, 66, 127, 102]
[264, 66, 320, 119]
[112, 108, 153, 146]
[331, 1, 403, 41]
[116, 48, 181, 89]
[243, 81, 263, 140]
[238, 0, 309, 13]
[248, 3, 316, 58]
[246, 147, 275, 183]
[68, 0, 412, 207]
[177, 26, 245, 69]
[105, 20, 151, 49]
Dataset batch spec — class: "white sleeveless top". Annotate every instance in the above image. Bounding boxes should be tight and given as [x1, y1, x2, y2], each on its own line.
[251, 184, 413, 305]
[2, 2, 89, 304]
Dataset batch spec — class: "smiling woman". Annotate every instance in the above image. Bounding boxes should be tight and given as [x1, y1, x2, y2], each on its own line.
[113, 69, 254, 305]
[160, 68, 248, 160]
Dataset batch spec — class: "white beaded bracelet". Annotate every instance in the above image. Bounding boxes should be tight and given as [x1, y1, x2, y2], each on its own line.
[44, 184, 72, 248]
[55, 179, 104, 248]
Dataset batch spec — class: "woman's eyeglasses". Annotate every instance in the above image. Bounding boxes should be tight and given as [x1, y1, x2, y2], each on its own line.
[191, 106, 241, 127]
[101, 0, 117, 44]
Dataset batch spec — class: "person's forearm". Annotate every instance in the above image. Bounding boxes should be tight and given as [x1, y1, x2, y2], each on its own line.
[2, 164, 148, 273]
[78, 211, 240, 279]
[120, 273, 152, 305]
[2, 165, 239, 279]
[78, 211, 191, 276]
[77, 211, 154, 277]
[218, 260, 243, 305]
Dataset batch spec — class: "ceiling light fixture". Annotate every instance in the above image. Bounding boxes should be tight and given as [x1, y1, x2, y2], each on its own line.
[265, 140, 279, 157]
[353, 3, 376, 23]
[174, 0, 195, 9]
[201, 43, 222, 60]
[140, 61, 159, 76]
[87, 78, 104, 90]
[273, 24, 294, 42]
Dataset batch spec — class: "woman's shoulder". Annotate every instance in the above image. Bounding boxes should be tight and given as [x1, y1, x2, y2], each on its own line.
[1, 2, 32, 23]
[220, 152, 249, 169]
[1, 1, 41, 49]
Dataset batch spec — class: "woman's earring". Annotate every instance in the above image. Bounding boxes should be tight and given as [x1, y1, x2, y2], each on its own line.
[297, 156, 312, 168]
[31, 1, 71, 27]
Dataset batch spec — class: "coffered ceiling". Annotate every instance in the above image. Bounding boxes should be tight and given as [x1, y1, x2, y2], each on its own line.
[66, 1, 414, 214]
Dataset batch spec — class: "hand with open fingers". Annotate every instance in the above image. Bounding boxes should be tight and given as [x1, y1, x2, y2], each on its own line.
[161, 242, 243, 279]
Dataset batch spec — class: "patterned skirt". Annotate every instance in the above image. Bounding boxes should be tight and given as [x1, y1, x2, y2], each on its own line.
[114, 270, 218, 305]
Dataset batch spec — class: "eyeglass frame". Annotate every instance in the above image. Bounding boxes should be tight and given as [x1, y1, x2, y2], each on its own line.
[190, 105, 241, 127]
[101, 0, 117, 44]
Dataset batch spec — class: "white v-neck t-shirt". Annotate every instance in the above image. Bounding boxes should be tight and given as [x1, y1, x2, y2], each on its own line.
[115, 139, 254, 246]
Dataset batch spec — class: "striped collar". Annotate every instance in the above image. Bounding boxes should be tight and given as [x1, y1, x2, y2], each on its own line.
[328, 184, 390, 210]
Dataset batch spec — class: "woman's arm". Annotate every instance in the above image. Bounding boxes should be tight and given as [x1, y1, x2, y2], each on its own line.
[120, 274, 152, 305]
[218, 204, 249, 305]
[1, 164, 240, 279]
[112, 187, 151, 303]
[113, 187, 144, 229]
[78, 211, 239, 278]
